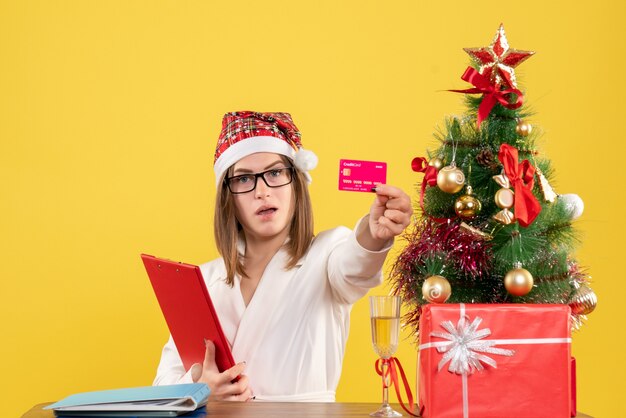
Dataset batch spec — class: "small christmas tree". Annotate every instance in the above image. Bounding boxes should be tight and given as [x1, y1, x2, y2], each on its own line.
[391, 24, 597, 335]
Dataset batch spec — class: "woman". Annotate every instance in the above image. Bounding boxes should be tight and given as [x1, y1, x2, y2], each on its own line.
[153, 111, 412, 402]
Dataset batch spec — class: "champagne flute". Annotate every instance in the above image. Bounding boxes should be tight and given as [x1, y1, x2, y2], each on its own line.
[370, 295, 402, 417]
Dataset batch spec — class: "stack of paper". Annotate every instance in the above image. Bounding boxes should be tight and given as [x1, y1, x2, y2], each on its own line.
[44, 383, 210, 417]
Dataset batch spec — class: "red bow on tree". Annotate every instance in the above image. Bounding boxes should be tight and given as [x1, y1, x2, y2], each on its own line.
[450, 67, 524, 128]
[498, 143, 541, 227]
[412, 157, 438, 211]
[411, 157, 454, 224]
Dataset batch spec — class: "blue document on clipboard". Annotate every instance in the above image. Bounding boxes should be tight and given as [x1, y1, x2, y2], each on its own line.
[44, 383, 210, 417]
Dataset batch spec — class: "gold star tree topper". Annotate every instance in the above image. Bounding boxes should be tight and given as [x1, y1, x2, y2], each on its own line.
[464, 24, 535, 89]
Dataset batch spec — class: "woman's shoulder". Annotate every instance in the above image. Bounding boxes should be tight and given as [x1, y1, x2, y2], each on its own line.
[311, 225, 352, 246]
[308, 216, 369, 253]
[314, 216, 370, 244]
[199, 257, 227, 286]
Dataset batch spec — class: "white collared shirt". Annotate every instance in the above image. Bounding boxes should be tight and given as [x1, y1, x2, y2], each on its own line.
[153, 216, 392, 402]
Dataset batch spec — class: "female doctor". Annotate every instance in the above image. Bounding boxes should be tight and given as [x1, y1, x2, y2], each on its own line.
[153, 111, 412, 402]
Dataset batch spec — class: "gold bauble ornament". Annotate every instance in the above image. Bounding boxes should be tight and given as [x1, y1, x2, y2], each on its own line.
[504, 263, 534, 296]
[516, 120, 532, 137]
[422, 275, 452, 303]
[568, 284, 597, 315]
[455, 187, 482, 219]
[429, 157, 444, 170]
[494, 188, 515, 209]
[436, 163, 465, 194]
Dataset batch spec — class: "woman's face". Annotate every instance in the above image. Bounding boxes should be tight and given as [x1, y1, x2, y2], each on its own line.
[229, 152, 295, 243]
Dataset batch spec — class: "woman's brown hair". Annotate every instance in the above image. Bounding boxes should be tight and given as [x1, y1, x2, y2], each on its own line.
[214, 156, 314, 286]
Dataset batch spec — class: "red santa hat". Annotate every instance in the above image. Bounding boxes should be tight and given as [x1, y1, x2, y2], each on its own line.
[213, 111, 318, 186]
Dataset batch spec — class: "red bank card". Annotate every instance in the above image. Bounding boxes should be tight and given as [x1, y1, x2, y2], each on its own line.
[338, 159, 387, 192]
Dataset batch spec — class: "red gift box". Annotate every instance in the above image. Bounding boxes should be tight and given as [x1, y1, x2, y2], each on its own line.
[571, 357, 577, 417]
[418, 304, 571, 418]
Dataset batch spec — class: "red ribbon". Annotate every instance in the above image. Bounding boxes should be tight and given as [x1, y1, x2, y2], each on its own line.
[450, 67, 524, 128]
[412, 157, 437, 209]
[411, 157, 448, 223]
[375, 357, 419, 417]
[498, 143, 541, 227]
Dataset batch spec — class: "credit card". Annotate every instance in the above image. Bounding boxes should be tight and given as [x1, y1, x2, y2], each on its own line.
[338, 159, 387, 192]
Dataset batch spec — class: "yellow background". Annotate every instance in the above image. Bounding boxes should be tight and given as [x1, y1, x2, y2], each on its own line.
[1, 1, 623, 416]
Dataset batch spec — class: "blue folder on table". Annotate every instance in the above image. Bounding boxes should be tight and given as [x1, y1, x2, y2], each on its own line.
[44, 383, 210, 417]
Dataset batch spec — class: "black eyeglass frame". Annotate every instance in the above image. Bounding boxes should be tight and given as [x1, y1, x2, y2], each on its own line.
[223, 166, 295, 194]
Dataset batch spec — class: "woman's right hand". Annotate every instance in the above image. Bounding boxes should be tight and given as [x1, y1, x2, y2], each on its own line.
[190, 340, 253, 401]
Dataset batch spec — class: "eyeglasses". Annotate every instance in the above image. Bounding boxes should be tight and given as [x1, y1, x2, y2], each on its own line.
[224, 167, 295, 194]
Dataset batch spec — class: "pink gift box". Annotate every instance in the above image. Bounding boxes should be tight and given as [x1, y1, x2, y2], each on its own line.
[418, 304, 572, 418]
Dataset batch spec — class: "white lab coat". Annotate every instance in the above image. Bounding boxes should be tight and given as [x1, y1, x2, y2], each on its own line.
[153, 217, 390, 401]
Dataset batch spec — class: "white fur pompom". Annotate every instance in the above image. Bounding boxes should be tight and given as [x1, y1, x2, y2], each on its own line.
[294, 148, 318, 172]
[561, 193, 584, 220]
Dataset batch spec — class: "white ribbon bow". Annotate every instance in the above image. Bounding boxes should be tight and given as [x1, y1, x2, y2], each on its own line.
[431, 316, 515, 375]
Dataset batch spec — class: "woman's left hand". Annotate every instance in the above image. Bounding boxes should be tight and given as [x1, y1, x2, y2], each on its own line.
[364, 184, 412, 250]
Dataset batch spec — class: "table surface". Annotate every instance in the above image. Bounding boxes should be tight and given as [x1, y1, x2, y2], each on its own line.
[22, 402, 593, 418]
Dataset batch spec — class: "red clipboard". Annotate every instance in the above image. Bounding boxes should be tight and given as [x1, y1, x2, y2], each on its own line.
[141, 254, 236, 374]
